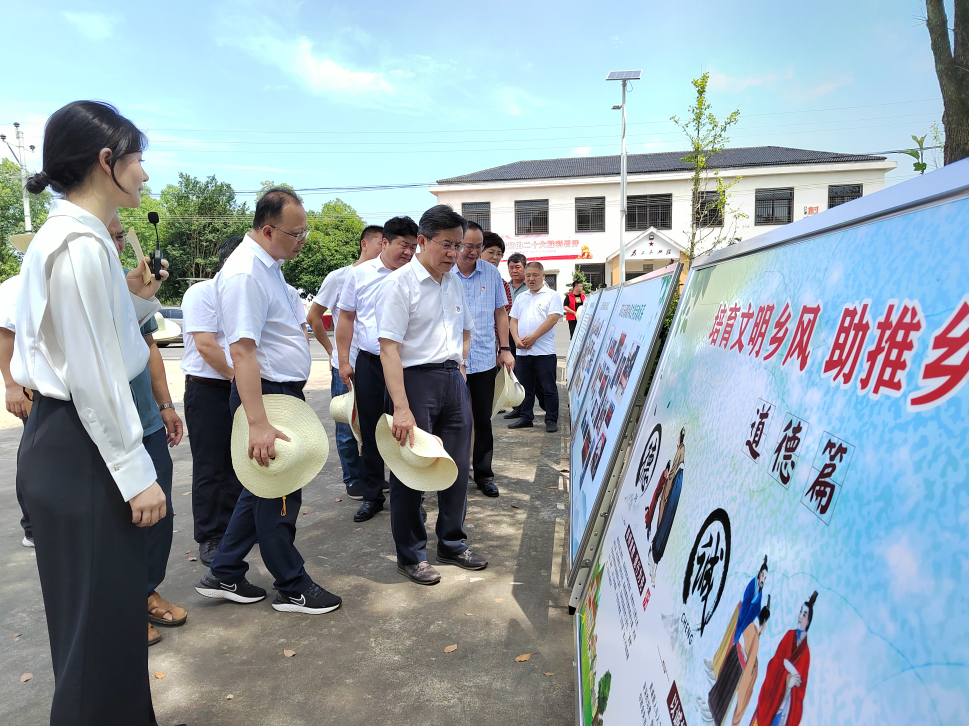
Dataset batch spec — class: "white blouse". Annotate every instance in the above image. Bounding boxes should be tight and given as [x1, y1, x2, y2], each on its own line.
[12, 199, 161, 502]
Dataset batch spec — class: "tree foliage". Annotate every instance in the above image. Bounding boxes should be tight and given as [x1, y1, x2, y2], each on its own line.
[0, 158, 51, 281]
[282, 198, 364, 296]
[925, 0, 969, 164]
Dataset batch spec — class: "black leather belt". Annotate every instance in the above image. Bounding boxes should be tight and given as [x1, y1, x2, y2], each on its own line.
[408, 360, 459, 371]
[186, 375, 231, 389]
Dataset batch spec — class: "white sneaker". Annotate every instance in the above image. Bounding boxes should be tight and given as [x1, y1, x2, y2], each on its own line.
[22, 536, 34, 548]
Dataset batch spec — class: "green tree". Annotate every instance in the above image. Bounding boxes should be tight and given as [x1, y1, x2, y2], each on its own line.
[283, 198, 365, 295]
[118, 186, 165, 272]
[925, 0, 969, 164]
[592, 671, 612, 726]
[570, 267, 587, 294]
[0, 158, 51, 281]
[672, 73, 744, 269]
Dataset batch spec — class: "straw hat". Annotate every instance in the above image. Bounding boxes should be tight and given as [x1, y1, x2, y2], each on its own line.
[492, 366, 526, 417]
[9, 233, 34, 254]
[329, 381, 362, 446]
[374, 413, 457, 492]
[231, 395, 329, 499]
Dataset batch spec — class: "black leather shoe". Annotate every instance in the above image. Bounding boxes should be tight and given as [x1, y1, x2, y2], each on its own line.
[476, 478, 500, 497]
[437, 548, 488, 570]
[353, 500, 383, 522]
[507, 418, 533, 429]
[397, 560, 441, 585]
[545, 421, 558, 433]
[199, 539, 220, 566]
[502, 408, 521, 420]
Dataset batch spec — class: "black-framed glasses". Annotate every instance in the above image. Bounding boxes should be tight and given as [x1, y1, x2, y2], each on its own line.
[270, 225, 310, 242]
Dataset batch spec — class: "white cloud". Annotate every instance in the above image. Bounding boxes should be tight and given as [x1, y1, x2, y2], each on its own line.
[572, 146, 592, 156]
[708, 68, 794, 93]
[61, 11, 118, 41]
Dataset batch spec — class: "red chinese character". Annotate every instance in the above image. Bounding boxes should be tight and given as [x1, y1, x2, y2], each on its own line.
[709, 303, 727, 345]
[859, 300, 925, 397]
[719, 303, 741, 348]
[908, 296, 969, 410]
[782, 303, 822, 371]
[763, 302, 792, 361]
[822, 302, 872, 386]
[730, 304, 755, 353]
[747, 304, 775, 357]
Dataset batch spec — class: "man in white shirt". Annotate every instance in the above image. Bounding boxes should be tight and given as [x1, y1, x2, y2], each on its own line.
[196, 188, 341, 615]
[307, 224, 383, 500]
[181, 236, 244, 566]
[378, 204, 487, 585]
[336, 216, 418, 523]
[454, 221, 514, 498]
[508, 261, 564, 433]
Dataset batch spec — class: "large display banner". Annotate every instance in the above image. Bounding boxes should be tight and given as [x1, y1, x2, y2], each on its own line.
[570, 286, 621, 425]
[576, 175, 969, 726]
[568, 290, 602, 383]
[569, 266, 678, 568]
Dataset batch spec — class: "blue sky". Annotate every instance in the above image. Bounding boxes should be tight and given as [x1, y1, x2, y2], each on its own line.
[0, 0, 946, 223]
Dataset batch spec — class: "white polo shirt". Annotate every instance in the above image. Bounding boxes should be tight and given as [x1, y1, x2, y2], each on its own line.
[180, 280, 231, 380]
[216, 234, 311, 383]
[376, 256, 472, 369]
[314, 264, 353, 366]
[337, 255, 395, 364]
[0, 274, 21, 332]
[509, 284, 564, 357]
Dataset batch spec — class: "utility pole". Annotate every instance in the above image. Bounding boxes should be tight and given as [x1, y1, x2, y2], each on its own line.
[2, 122, 34, 232]
[607, 71, 641, 285]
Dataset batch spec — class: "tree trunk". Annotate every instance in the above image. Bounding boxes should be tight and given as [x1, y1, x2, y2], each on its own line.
[926, 0, 969, 163]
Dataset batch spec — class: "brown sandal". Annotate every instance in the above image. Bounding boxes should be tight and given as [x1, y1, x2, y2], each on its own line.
[148, 623, 162, 646]
[148, 591, 188, 627]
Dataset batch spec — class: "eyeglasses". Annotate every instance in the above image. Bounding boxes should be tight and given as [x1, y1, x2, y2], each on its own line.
[461, 244, 484, 253]
[430, 239, 465, 253]
[269, 225, 310, 242]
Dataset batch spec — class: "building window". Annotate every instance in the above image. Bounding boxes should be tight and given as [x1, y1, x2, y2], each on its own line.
[755, 188, 794, 225]
[695, 191, 723, 227]
[544, 273, 558, 290]
[627, 194, 672, 231]
[515, 199, 549, 235]
[577, 263, 606, 290]
[575, 196, 606, 233]
[461, 202, 491, 231]
[828, 184, 863, 209]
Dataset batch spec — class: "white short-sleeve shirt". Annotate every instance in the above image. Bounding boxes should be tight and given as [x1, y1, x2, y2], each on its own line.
[376, 256, 472, 368]
[314, 264, 352, 365]
[0, 274, 21, 332]
[215, 234, 311, 382]
[180, 279, 231, 380]
[509, 285, 564, 356]
[337, 255, 394, 364]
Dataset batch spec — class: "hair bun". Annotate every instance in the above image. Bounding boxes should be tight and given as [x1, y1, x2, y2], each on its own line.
[25, 171, 50, 195]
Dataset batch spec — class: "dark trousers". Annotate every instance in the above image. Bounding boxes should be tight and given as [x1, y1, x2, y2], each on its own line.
[388, 368, 472, 566]
[210, 379, 311, 595]
[18, 394, 154, 725]
[144, 428, 174, 595]
[354, 351, 387, 503]
[16, 417, 31, 538]
[184, 378, 242, 543]
[568, 319, 578, 337]
[516, 354, 559, 423]
[466, 367, 497, 481]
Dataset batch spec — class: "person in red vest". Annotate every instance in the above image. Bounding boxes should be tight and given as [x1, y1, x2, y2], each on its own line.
[563, 280, 586, 338]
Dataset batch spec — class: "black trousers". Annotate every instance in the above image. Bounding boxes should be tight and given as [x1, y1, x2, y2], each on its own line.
[210, 379, 311, 595]
[515, 354, 559, 423]
[144, 428, 174, 595]
[18, 394, 154, 725]
[388, 368, 472, 566]
[354, 351, 387, 503]
[16, 417, 31, 538]
[184, 378, 242, 543]
[466, 367, 497, 481]
[568, 319, 578, 337]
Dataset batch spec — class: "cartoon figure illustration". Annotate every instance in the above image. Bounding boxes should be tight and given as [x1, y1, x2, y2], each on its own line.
[749, 591, 817, 726]
[645, 461, 670, 534]
[699, 596, 771, 726]
[578, 245, 593, 259]
[645, 427, 686, 585]
[705, 557, 769, 680]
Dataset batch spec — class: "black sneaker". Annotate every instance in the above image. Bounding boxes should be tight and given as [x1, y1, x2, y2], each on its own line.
[272, 583, 342, 614]
[345, 482, 365, 500]
[195, 573, 266, 604]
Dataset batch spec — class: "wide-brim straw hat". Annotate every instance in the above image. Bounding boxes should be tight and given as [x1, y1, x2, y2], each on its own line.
[231, 395, 329, 499]
[9, 233, 34, 254]
[374, 413, 457, 492]
[329, 381, 362, 444]
[492, 366, 526, 417]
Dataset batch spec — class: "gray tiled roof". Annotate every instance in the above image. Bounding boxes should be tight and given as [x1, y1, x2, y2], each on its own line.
[436, 146, 887, 184]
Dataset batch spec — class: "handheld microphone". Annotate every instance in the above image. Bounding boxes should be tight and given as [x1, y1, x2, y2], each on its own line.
[147, 212, 162, 280]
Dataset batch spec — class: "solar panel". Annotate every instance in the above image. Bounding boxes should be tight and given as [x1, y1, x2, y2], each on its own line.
[606, 70, 642, 81]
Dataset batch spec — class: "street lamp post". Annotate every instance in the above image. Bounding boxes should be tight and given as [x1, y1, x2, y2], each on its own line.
[2, 122, 33, 232]
[606, 70, 641, 284]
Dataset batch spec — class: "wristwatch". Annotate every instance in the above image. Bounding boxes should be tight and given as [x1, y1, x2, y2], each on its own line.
[499, 346, 511, 351]
[461, 359, 470, 367]
[158, 403, 175, 411]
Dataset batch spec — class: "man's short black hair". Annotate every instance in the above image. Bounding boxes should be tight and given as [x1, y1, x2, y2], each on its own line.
[482, 231, 505, 254]
[467, 220, 483, 234]
[525, 260, 545, 272]
[361, 225, 383, 243]
[507, 252, 527, 267]
[218, 236, 244, 270]
[418, 204, 467, 239]
[253, 187, 303, 229]
[382, 216, 418, 242]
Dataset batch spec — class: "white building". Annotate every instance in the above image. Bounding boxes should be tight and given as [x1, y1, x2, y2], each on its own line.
[431, 146, 896, 292]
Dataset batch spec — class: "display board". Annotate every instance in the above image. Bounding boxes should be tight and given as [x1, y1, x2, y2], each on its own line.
[569, 265, 679, 571]
[567, 290, 602, 382]
[569, 286, 621, 426]
[575, 165, 969, 726]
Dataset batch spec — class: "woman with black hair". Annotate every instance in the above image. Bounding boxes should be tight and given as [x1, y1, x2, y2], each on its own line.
[14, 100, 173, 725]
